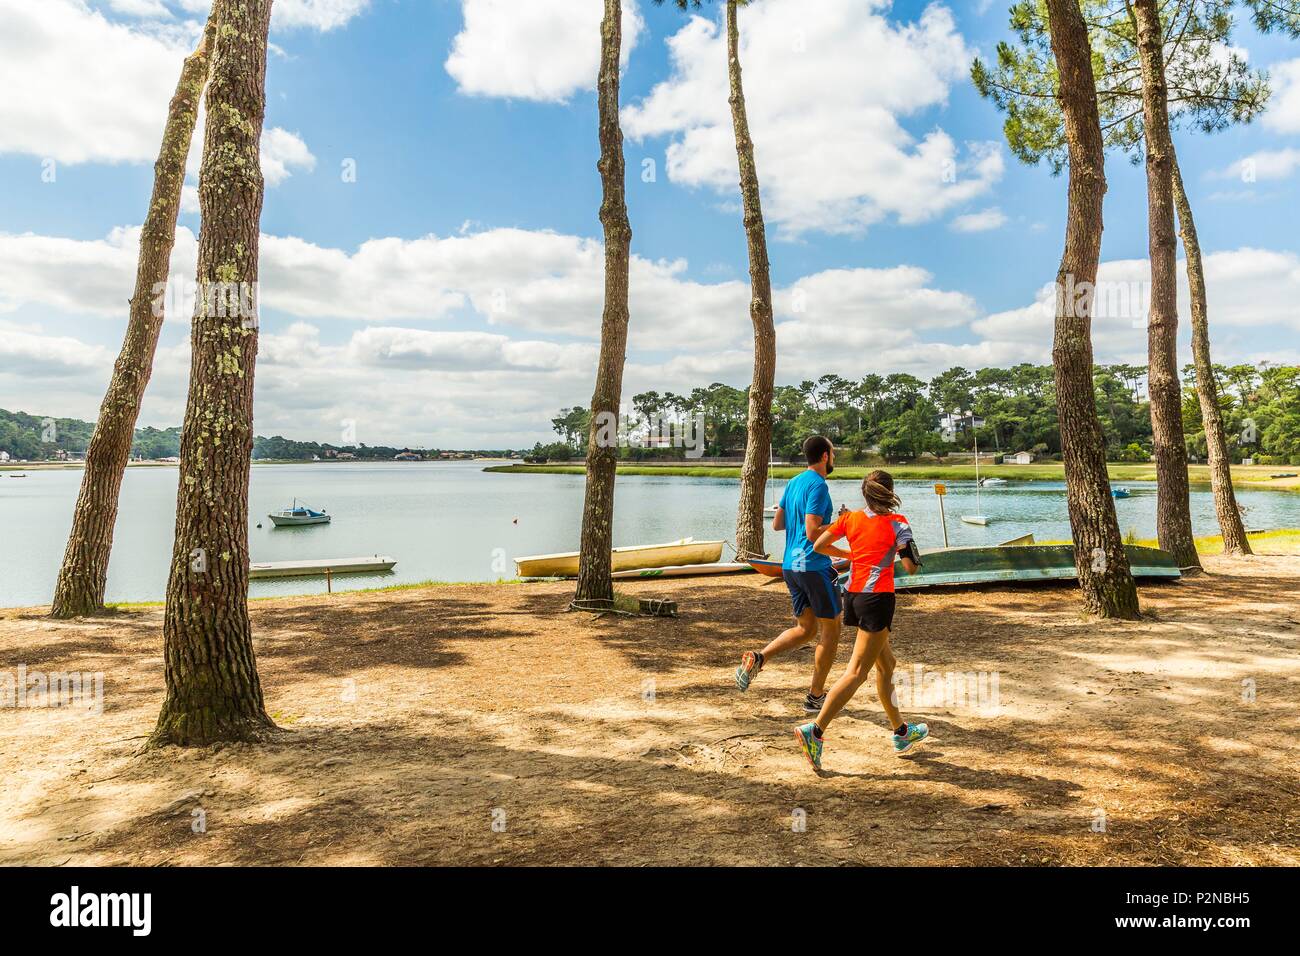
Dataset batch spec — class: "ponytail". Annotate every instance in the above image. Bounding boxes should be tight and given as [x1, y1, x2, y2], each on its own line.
[862, 469, 900, 514]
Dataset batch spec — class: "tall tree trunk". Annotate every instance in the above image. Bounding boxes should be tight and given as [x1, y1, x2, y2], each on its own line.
[50, 17, 216, 619]
[1046, 0, 1140, 619]
[150, 0, 276, 748]
[1171, 155, 1252, 555]
[726, 0, 777, 561]
[1133, 0, 1201, 571]
[574, 0, 633, 607]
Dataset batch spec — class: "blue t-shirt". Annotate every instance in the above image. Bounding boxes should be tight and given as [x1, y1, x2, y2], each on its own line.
[780, 469, 834, 571]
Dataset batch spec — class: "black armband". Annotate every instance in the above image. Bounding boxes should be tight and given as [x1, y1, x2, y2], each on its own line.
[901, 539, 922, 566]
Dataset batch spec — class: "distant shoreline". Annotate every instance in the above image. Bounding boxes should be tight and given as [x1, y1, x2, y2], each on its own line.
[483, 461, 1300, 490]
[0, 458, 515, 471]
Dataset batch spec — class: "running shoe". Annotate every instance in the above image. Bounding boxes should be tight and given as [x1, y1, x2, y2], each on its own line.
[734, 651, 762, 691]
[794, 722, 823, 770]
[802, 691, 827, 714]
[892, 722, 930, 755]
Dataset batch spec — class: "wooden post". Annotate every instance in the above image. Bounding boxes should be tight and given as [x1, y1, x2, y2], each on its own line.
[325, 568, 332, 594]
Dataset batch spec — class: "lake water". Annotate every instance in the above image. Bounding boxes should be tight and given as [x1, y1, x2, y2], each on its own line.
[2, 460, 1297, 607]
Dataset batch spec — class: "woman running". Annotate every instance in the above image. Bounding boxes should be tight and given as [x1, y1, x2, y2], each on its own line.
[794, 470, 929, 770]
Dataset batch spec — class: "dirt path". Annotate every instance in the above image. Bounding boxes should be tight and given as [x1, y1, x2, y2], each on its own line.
[2, 554, 1298, 866]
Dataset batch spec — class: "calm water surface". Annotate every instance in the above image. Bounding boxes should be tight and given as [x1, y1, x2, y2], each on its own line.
[2, 460, 1297, 606]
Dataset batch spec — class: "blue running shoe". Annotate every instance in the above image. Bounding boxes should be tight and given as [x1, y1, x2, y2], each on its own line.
[893, 722, 929, 755]
[735, 651, 762, 691]
[794, 722, 823, 771]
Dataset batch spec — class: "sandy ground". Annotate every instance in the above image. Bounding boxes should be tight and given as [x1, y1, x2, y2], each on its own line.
[2, 554, 1298, 867]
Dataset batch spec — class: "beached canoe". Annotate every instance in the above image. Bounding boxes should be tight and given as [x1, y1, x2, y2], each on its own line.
[611, 561, 754, 580]
[876, 544, 1179, 591]
[249, 556, 396, 579]
[515, 538, 725, 578]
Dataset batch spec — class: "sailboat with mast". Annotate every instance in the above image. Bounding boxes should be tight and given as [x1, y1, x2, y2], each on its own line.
[763, 445, 781, 517]
[960, 414, 991, 527]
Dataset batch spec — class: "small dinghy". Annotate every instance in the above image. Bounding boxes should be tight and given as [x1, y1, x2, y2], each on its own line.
[268, 499, 331, 527]
[1112, 487, 1132, 499]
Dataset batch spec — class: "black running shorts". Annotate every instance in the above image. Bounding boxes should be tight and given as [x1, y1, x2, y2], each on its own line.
[842, 591, 896, 632]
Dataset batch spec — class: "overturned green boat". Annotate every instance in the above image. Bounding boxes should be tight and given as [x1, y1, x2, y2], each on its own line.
[863, 544, 1182, 591]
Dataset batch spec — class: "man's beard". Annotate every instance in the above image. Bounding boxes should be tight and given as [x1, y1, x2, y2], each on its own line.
[826, 462, 835, 475]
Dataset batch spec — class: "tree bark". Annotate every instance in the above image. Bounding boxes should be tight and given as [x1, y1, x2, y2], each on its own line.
[1171, 155, 1252, 555]
[1046, 0, 1141, 619]
[574, 0, 633, 607]
[1133, 0, 1202, 570]
[726, 0, 777, 561]
[50, 17, 216, 619]
[150, 0, 277, 747]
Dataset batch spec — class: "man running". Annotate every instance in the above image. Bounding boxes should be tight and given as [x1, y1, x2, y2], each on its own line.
[734, 435, 842, 714]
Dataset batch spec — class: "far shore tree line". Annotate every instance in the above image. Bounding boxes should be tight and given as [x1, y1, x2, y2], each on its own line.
[532, 361, 1300, 466]
[0, 410, 513, 463]
[31, 0, 1300, 748]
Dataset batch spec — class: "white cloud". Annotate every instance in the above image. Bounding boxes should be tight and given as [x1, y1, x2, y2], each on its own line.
[622, 0, 1003, 237]
[106, 0, 173, 18]
[0, 0, 200, 164]
[272, 0, 370, 32]
[5, 221, 1295, 445]
[0, 224, 748, 348]
[1264, 57, 1300, 134]
[169, 0, 369, 31]
[259, 128, 317, 186]
[445, 0, 644, 103]
[1216, 148, 1300, 183]
[0, 226, 195, 317]
[344, 327, 594, 373]
[974, 249, 1300, 368]
[0, 0, 322, 180]
[951, 207, 1008, 233]
[0, 320, 111, 377]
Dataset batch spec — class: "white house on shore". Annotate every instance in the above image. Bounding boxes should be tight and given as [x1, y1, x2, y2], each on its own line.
[1003, 451, 1035, 465]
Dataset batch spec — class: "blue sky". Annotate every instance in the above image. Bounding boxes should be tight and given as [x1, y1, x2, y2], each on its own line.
[1, 0, 1297, 448]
